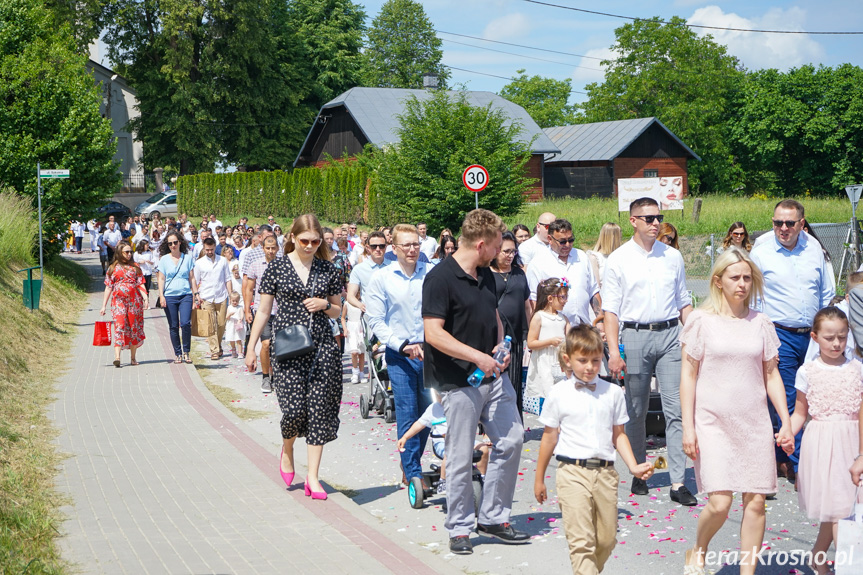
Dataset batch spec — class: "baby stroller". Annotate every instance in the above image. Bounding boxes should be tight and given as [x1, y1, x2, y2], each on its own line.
[408, 448, 484, 511]
[358, 316, 395, 423]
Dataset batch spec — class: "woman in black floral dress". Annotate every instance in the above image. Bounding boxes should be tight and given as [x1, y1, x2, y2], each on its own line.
[245, 214, 343, 500]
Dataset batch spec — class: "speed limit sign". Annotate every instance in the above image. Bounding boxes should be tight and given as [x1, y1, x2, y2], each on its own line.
[462, 165, 489, 192]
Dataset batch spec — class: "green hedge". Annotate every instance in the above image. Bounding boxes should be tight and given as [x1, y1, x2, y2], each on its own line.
[175, 162, 397, 225]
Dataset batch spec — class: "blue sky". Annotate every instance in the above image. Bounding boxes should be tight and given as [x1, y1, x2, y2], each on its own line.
[362, 0, 863, 103]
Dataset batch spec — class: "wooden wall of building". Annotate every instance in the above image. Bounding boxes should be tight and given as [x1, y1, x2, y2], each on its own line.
[524, 154, 544, 202]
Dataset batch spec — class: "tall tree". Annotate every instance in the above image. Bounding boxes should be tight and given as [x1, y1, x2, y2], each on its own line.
[578, 16, 744, 193]
[372, 90, 533, 231]
[363, 0, 449, 89]
[499, 69, 575, 128]
[0, 0, 119, 257]
[729, 64, 863, 196]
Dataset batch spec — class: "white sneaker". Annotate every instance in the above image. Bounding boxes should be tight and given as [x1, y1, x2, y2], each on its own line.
[350, 373, 359, 384]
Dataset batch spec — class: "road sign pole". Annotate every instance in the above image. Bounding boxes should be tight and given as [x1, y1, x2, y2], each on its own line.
[846, 184, 863, 273]
[37, 162, 44, 284]
[475, 192, 478, 210]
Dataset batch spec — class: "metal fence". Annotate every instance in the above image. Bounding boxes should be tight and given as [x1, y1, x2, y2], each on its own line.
[681, 221, 861, 299]
[120, 172, 177, 194]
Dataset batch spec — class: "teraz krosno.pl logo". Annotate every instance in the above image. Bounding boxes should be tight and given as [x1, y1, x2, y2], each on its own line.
[700, 548, 854, 567]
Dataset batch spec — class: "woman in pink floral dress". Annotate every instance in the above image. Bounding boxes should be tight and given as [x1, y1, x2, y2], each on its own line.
[100, 241, 148, 367]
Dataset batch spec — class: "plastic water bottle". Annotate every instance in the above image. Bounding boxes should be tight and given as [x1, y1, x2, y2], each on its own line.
[618, 344, 626, 378]
[467, 336, 512, 387]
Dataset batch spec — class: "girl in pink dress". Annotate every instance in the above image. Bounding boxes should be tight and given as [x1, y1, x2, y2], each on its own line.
[790, 306, 863, 575]
[680, 248, 795, 575]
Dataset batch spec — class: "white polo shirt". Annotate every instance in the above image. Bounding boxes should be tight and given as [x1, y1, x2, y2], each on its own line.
[526, 247, 598, 325]
[601, 239, 691, 323]
[193, 254, 231, 304]
[419, 235, 438, 260]
[518, 234, 550, 267]
[539, 376, 629, 461]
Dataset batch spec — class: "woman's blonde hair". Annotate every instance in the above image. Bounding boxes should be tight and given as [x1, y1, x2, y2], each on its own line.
[700, 247, 764, 314]
[284, 214, 330, 260]
[591, 222, 621, 255]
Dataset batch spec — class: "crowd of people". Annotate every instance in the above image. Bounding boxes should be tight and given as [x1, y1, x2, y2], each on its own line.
[79, 199, 863, 574]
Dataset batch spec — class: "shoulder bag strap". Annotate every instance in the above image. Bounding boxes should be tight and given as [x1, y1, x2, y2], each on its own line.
[308, 264, 317, 329]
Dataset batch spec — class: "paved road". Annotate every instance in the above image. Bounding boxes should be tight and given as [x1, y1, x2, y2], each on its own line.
[53, 251, 822, 575]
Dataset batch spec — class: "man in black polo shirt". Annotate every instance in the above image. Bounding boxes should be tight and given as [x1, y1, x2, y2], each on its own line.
[423, 209, 528, 555]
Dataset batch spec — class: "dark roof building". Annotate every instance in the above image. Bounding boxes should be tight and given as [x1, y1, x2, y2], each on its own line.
[543, 118, 700, 199]
[294, 87, 560, 200]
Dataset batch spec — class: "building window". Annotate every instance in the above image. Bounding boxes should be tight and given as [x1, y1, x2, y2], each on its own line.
[644, 169, 658, 178]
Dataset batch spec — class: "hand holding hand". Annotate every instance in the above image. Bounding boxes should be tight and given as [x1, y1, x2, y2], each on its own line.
[775, 425, 795, 455]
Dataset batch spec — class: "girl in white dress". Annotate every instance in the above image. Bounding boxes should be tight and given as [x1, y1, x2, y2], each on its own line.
[224, 291, 246, 358]
[524, 278, 570, 414]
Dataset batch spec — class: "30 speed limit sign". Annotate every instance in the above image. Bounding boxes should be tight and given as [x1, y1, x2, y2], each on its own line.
[462, 165, 489, 192]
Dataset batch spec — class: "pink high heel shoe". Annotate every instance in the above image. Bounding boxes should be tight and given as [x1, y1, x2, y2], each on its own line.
[279, 448, 294, 487]
[304, 478, 328, 500]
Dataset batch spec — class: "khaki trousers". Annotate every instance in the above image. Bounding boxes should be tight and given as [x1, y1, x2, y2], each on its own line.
[556, 463, 619, 574]
[200, 299, 227, 355]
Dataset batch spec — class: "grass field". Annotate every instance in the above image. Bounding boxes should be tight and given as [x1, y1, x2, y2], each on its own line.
[0, 193, 89, 574]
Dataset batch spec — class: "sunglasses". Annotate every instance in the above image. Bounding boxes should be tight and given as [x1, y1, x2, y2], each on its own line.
[538, 222, 553, 230]
[553, 237, 576, 245]
[168, 240, 179, 246]
[121, 250, 132, 255]
[501, 249, 517, 255]
[633, 214, 664, 224]
[772, 219, 801, 229]
[731, 232, 745, 237]
[368, 243, 386, 250]
[296, 238, 322, 247]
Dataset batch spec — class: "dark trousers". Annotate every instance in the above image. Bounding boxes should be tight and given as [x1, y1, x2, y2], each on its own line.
[164, 293, 193, 356]
[771, 328, 808, 470]
[385, 348, 431, 481]
[74, 237, 83, 252]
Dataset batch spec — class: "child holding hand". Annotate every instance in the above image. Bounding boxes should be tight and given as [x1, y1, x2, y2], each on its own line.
[534, 324, 653, 574]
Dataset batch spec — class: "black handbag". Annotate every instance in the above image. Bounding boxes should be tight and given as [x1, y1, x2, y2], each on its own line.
[273, 262, 317, 361]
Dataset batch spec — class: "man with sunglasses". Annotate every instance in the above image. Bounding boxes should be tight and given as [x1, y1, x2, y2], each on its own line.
[602, 197, 695, 505]
[518, 212, 555, 267]
[751, 199, 833, 484]
[347, 232, 391, 313]
[526, 218, 600, 326]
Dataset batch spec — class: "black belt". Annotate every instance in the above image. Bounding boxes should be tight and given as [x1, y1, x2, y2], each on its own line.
[773, 323, 811, 335]
[622, 318, 678, 331]
[556, 456, 614, 468]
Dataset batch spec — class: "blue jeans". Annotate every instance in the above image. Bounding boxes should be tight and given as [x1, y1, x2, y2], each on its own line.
[771, 328, 809, 470]
[385, 348, 431, 481]
[164, 293, 193, 356]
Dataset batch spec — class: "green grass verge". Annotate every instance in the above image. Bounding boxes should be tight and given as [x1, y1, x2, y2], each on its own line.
[44, 256, 92, 292]
[0, 258, 88, 574]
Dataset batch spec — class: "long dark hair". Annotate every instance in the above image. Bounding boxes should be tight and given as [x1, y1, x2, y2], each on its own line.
[159, 230, 189, 257]
[434, 235, 458, 260]
[722, 221, 751, 251]
[495, 231, 523, 268]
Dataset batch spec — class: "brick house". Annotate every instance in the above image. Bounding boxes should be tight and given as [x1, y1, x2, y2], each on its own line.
[543, 118, 700, 199]
[293, 87, 560, 201]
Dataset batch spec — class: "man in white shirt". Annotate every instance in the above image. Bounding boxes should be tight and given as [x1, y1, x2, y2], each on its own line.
[72, 218, 86, 253]
[526, 218, 600, 325]
[194, 229, 212, 258]
[601, 197, 695, 505]
[347, 231, 391, 313]
[88, 219, 99, 252]
[518, 212, 555, 267]
[102, 221, 123, 261]
[194, 237, 232, 359]
[347, 223, 361, 245]
[417, 222, 438, 260]
[207, 213, 223, 235]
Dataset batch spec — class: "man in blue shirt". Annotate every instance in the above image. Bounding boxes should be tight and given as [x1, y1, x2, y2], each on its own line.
[365, 224, 433, 487]
[751, 199, 834, 481]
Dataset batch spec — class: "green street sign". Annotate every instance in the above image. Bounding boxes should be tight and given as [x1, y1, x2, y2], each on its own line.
[39, 169, 70, 178]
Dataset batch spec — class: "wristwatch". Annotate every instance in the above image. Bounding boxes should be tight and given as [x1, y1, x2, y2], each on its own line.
[325, 302, 331, 311]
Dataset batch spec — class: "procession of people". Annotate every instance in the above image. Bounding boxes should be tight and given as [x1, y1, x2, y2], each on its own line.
[79, 199, 863, 574]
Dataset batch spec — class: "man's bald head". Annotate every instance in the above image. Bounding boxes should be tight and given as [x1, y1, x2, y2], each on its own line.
[536, 212, 556, 243]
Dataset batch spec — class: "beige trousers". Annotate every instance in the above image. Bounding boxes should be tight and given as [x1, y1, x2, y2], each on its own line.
[556, 463, 619, 574]
[200, 299, 227, 355]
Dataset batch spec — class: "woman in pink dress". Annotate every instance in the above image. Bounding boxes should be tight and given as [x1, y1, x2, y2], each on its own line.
[679, 247, 795, 575]
[100, 241, 148, 367]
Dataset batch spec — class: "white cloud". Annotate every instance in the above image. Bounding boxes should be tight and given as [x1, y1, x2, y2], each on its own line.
[483, 12, 532, 40]
[570, 46, 614, 89]
[688, 5, 825, 69]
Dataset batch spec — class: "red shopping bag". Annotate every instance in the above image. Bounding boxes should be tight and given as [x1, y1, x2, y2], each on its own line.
[93, 321, 112, 346]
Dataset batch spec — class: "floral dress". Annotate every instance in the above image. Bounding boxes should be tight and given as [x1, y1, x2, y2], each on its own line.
[105, 264, 146, 348]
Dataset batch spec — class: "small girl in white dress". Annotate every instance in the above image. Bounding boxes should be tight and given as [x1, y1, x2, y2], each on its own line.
[524, 278, 570, 414]
[224, 291, 245, 358]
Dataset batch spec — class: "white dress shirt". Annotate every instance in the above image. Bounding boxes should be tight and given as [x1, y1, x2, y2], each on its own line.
[538, 376, 629, 461]
[208, 220, 223, 234]
[526, 247, 598, 325]
[601, 239, 691, 323]
[364, 261, 431, 352]
[194, 255, 231, 304]
[518, 234, 550, 267]
[419, 235, 438, 259]
[102, 228, 122, 249]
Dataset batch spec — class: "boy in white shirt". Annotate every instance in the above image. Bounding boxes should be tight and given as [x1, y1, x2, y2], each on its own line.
[534, 324, 654, 574]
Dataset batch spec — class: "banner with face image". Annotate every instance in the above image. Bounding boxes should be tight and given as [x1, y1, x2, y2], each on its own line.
[617, 177, 685, 211]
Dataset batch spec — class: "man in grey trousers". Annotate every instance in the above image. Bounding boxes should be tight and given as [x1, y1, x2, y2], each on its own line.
[423, 209, 528, 555]
[601, 197, 696, 505]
